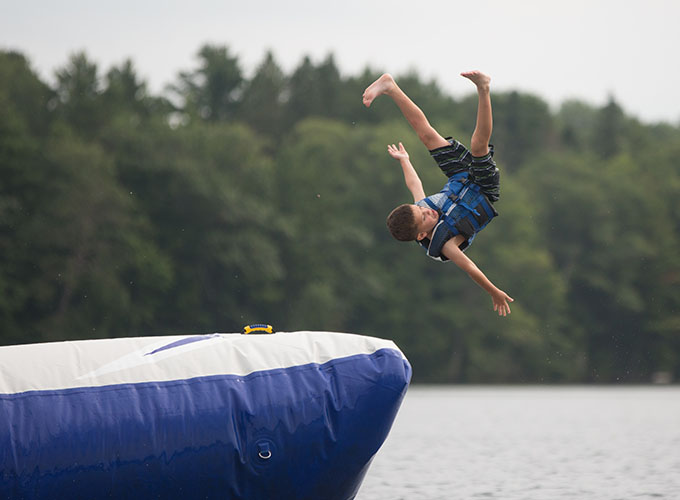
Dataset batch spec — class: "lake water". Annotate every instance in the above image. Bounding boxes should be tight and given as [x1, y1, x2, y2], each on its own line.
[358, 386, 680, 499]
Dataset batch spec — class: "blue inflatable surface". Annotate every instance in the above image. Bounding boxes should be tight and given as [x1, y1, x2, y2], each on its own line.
[0, 331, 411, 499]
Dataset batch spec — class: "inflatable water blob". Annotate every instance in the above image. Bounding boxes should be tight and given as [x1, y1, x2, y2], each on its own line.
[0, 330, 411, 499]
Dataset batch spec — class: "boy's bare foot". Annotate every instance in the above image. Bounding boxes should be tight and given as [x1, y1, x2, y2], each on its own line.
[461, 70, 491, 92]
[362, 73, 395, 107]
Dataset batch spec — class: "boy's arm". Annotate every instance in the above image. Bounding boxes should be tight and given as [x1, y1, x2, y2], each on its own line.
[441, 237, 514, 316]
[388, 143, 426, 202]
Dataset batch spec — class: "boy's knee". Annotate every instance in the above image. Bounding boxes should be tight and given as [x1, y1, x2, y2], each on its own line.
[419, 128, 448, 150]
[470, 140, 489, 157]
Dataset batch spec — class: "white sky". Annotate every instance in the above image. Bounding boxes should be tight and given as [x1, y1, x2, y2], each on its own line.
[1, 0, 679, 124]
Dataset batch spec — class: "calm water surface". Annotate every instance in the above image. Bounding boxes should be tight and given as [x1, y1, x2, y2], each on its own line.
[358, 386, 680, 499]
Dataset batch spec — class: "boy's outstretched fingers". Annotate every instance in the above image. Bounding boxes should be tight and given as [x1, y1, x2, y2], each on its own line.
[387, 142, 409, 160]
[493, 292, 514, 317]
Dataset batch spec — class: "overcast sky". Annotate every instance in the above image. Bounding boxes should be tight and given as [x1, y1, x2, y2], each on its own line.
[2, 0, 679, 124]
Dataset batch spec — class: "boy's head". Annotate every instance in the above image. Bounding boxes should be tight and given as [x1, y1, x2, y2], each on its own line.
[386, 204, 439, 241]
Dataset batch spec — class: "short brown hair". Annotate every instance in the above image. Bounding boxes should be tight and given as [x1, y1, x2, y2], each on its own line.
[386, 204, 418, 241]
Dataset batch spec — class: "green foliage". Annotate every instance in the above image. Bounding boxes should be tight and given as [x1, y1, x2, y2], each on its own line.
[0, 51, 53, 138]
[54, 52, 106, 138]
[1, 46, 679, 384]
[237, 51, 286, 139]
[169, 44, 243, 123]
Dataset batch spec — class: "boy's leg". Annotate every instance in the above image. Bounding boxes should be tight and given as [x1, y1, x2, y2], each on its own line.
[460, 70, 492, 157]
[461, 71, 500, 202]
[363, 74, 450, 150]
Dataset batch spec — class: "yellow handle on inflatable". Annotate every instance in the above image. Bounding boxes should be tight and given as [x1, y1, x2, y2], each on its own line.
[242, 324, 275, 335]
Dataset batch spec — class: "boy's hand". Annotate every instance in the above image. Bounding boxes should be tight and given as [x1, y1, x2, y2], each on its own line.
[387, 142, 409, 161]
[492, 290, 514, 317]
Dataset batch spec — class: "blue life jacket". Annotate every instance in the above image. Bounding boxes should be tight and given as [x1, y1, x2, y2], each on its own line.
[418, 177, 498, 261]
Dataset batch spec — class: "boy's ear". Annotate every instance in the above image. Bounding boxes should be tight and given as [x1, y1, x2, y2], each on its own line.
[416, 231, 428, 241]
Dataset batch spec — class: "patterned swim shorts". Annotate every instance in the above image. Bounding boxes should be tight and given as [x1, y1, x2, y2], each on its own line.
[429, 137, 500, 202]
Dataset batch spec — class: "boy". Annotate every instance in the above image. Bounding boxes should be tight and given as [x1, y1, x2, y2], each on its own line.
[363, 71, 513, 316]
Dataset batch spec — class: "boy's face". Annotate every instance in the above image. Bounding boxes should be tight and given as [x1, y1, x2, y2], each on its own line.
[411, 205, 439, 241]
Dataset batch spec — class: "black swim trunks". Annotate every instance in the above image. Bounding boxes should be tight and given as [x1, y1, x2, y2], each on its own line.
[429, 137, 500, 202]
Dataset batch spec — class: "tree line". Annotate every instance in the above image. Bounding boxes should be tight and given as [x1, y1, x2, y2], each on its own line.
[1, 45, 679, 383]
